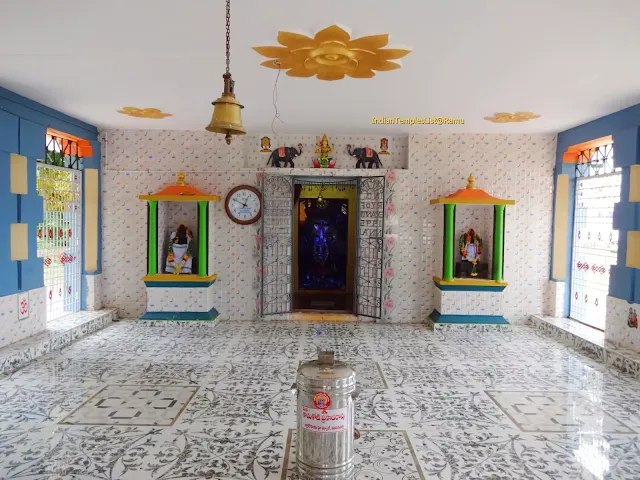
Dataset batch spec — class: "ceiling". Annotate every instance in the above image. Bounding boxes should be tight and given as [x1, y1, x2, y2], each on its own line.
[1, 0, 639, 135]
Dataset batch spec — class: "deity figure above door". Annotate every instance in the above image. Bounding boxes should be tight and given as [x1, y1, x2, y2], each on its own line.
[313, 134, 336, 168]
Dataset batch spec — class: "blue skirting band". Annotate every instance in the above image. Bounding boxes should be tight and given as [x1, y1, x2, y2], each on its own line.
[139, 307, 219, 321]
[434, 283, 506, 292]
[144, 279, 217, 288]
[429, 309, 510, 324]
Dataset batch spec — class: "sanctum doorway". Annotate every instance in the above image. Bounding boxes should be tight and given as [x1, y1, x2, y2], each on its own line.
[261, 175, 385, 319]
[293, 180, 357, 312]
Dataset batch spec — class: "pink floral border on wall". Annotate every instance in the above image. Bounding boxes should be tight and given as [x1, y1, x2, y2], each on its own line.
[382, 170, 397, 322]
[254, 172, 264, 319]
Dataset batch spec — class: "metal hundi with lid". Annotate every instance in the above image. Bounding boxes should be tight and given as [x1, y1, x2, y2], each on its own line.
[291, 351, 360, 480]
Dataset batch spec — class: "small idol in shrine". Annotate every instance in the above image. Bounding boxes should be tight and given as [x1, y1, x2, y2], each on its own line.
[166, 224, 194, 274]
[459, 228, 483, 277]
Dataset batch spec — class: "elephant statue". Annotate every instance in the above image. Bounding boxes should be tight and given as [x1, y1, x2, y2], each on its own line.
[346, 145, 383, 168]
[266, 144, 303, 168]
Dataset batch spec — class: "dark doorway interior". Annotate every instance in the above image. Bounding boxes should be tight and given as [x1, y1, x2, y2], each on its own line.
[293, 183, 355, 312]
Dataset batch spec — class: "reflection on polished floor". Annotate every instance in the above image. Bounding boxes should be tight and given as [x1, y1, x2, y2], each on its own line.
[1, 320, 640, 479]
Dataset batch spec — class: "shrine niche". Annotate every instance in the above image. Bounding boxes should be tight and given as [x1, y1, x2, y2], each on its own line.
[138, 172, 220, 321]
[428, 175, 515, 326]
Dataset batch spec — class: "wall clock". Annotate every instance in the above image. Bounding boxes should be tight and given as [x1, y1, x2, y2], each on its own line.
[225, 185, 262, 225]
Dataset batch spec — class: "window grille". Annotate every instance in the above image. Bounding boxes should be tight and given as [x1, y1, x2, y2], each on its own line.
[36, 164, 82, 321]
[575, 144, 617, 178]
[570, 144, 621, 330]
[41, 134, 83, 170]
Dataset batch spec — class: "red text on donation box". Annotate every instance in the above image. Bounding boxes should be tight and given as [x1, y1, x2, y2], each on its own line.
[302, 406, 348, 433]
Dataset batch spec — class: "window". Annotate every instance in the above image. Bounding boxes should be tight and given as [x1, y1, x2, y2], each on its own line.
[569, 144, 621, 330]
[36, 132, 83, 322]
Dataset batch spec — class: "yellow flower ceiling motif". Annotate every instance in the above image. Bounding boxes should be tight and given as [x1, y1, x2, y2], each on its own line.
[484, 112, 541, 123]
[253, 24, 411, 81]
[117, 107, 172, 119]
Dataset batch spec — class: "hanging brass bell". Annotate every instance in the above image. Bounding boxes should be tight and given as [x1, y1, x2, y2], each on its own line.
[206, 73, 245, 144]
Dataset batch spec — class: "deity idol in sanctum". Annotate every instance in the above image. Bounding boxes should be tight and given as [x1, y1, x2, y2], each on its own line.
[166, 224, 194, 274]
[459, 228, 483, 277]
[313, 134, 336, 168]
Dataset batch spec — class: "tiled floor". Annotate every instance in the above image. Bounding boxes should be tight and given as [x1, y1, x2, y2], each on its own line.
[531, 315, 640, 377]
[0, 309, 117, 374]
[1, 320, 640, 479]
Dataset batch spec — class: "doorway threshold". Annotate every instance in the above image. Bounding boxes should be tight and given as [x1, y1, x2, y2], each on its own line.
[290, 312, 358, 322]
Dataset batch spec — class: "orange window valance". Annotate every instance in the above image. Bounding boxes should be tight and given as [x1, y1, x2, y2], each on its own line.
[47, 128, 93, 158]
[562, 135, 612, 163]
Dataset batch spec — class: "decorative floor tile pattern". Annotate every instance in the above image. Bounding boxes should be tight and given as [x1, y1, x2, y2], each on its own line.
[410, 431, 640, 480]
[282, 429, 424, 479]
[0, 309, 117, 374]
[0, 320, 640, 479]
[486, 391, 635, 433]
[531, 314, 640, 378]
[61, 385, 199, 426]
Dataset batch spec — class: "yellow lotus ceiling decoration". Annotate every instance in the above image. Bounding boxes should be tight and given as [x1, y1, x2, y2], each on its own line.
[117, 107, 172, 119]
[484, 112, 540, 123]
[253, 24, 411, 81]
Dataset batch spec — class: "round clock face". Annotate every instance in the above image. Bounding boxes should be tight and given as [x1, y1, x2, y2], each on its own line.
[225, 185, 262, 225]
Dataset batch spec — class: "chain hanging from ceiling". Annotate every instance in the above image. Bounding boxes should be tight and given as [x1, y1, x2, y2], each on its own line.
[225, 0, 230, 75]
[205, 0, 245, 144]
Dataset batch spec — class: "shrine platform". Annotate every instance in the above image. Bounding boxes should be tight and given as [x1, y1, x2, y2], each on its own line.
[140, 274, 219, 321]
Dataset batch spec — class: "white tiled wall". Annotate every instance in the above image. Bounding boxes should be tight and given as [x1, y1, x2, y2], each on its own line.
[147, 284, 216, 313]
[606, 296, 640, 349]
[389, 134, 556, 324]
[0, 287, 46, 346]
[545, 280, 566, 318]
[101, 168, 260, 320]
[100, 130, 556, 324]
[85, 274, 103, 311]
[439, 291, 503, 316]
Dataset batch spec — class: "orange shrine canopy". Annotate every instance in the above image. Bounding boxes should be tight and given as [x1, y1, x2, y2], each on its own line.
[138, 172, 221, 202]
[430, 174, 514, 205]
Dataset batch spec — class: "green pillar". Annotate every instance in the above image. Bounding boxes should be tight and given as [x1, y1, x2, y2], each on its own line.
[198, 201, 208, 277]
[443, 204, 455, 281]
[493, 205, 506, 282]
[147, 200, 158, 276]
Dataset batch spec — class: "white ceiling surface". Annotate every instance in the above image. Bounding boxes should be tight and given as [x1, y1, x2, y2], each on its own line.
[1, 0, 639, 135]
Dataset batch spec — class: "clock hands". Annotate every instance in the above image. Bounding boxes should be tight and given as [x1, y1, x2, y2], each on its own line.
[231, 198, 248, 208]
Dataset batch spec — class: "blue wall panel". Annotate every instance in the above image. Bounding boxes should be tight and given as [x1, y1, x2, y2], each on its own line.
[0, 151, 19, 296]
[557, 104, 640, 152]
[0, 87, 97, 140]
[610, 265, 633, 302]
[0, 87, 100, 299]
[613, 128, 640, 168]
[554, 105, 640, 305]
[0, 110, 19, 153]
[18, 119, 46, 160]
[19, 156, 44, 292]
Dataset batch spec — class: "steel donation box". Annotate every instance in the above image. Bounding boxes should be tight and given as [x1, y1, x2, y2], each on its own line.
[291, 351, 360, 480]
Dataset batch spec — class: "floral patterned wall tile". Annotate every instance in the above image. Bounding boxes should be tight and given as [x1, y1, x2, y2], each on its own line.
[84, 275, 103, 311]
[606, 296, 640, 349]
[104, 129, 245, 172]
[100, 130, 556, 324]
[0, 287, 46, 346]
